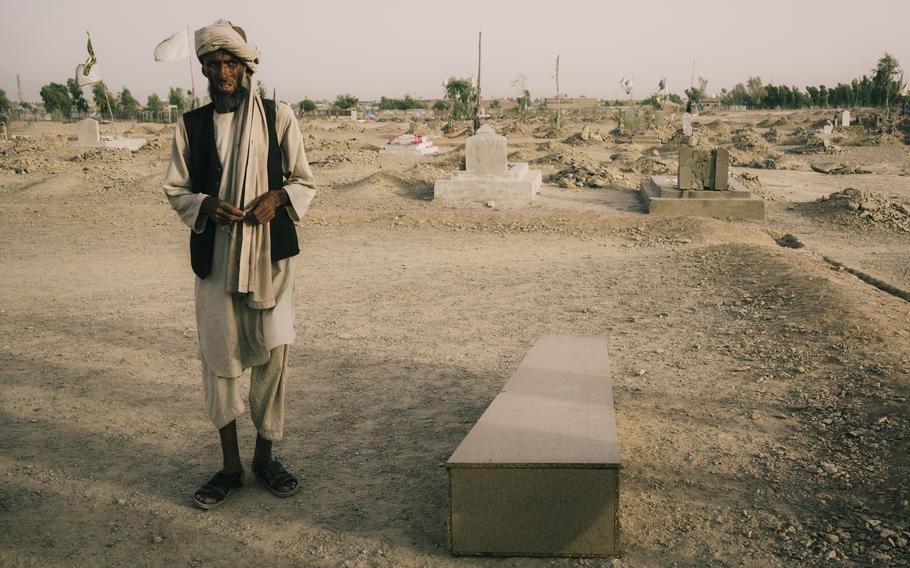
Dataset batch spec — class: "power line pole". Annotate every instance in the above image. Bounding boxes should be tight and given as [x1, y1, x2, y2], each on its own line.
[474, 31, 482, 133]
[16, 74, 22, 104]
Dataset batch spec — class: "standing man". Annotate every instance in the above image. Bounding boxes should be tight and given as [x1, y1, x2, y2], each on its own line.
[164, 19, 316, 509]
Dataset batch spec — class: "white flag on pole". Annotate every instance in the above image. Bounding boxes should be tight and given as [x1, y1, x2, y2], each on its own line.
[154, 28, 190, 62]
[75, 63, 101, 87]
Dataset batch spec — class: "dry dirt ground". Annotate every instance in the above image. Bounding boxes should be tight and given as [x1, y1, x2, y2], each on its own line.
[0, 110, 908, 568]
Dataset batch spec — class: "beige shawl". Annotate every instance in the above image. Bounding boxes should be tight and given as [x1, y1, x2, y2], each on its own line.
[195, 19, 274, 309]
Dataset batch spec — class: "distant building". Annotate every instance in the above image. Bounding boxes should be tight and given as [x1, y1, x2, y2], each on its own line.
[544, 97, 602, 110]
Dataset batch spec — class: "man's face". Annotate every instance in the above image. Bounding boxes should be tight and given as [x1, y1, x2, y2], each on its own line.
[201, 50, 245, 95]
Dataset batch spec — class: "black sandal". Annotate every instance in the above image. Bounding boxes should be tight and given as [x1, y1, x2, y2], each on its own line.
[253, 459, 300, 498]
[193, 471, 244, 510]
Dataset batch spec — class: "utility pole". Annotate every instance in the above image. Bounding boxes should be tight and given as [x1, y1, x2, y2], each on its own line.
[16, 74, 22, 104]
[555, 55, 560, 129]
[473, 31, 482, 133]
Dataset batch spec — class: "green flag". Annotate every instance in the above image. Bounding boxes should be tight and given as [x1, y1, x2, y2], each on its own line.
[83, 34, 96, 76]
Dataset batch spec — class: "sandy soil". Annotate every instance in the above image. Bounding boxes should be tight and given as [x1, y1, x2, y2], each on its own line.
[0, 110, 908, 568]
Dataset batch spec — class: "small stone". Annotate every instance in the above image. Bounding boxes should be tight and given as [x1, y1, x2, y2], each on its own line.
[485, 200, 495, 208]
[635, 369, 646, 377]
[820, 462, 838, 475]
[826, 533, 840, 544]
[880, 529, 896, 539]
[150, 535, 163, 544]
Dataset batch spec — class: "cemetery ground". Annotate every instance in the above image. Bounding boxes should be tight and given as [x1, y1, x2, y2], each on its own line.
[0, 109, 908, 567]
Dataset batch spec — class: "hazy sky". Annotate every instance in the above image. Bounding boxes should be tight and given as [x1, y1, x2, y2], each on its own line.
[2, 0, 908, 104]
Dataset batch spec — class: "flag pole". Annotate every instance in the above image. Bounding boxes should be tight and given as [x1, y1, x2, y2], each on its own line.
[186, 26, 196, 109]
[88, 32, 118, 137]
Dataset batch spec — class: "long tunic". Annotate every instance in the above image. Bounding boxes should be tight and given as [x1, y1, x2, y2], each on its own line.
[164, 102, 316, 378]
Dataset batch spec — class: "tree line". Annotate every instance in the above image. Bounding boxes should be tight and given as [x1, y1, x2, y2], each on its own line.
[35, 80, 197, 120]
[719, 54, 906, 110]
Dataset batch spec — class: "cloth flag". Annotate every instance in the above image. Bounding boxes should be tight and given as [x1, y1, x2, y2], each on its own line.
[75, 35, 100, 87]
[154, 28, 190, 62]
[74, 63, 101, 87]
[83, 35, 96, 75]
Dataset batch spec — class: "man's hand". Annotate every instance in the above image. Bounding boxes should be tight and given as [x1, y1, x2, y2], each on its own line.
[244, 190, 288, 225]
[201, 197, 245, 224]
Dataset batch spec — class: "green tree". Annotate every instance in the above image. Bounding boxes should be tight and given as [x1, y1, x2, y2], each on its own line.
[146, 93, 164, 114]
[118, 87, 140, 116]
[0, 88, 12, 114]
[746, 76, 766, 107]
[299, 99, 317, 113]
[92, 82, 118, 116]
[333, 93, 358, 110]
[168, 87, 187, 113]
[40, 82, 73, 118]
[444, 77, 475, 120]
[515, 89, 531, 114]
[432, 100, 449, 111]
[872, 53, 901, 107]
[378, 95, 425, 110]
[489, 99, 501, 109]
[66, 79, 89, 114]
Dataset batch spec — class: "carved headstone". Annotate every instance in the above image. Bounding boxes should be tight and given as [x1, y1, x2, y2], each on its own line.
[842, 110, 851, 127]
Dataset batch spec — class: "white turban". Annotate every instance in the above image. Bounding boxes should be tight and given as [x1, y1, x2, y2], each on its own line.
[194, 19, 260, 73]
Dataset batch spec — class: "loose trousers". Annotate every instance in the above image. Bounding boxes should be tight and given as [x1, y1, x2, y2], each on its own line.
[202, 345, 288, 441]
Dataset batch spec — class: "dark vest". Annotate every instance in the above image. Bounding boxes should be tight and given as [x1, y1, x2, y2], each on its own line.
[182, 100, 300, 279]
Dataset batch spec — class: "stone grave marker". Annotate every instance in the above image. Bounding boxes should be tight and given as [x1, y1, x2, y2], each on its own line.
[678, 146, 729, 191]
[76, 118, 101, 147]
[434, 125, 541, 204]
[842, 110, 851, 127]
[682, 113, 693, 136]
[465, 124, 507, 175]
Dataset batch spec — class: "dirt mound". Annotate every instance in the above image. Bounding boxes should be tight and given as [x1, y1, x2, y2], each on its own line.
[791, 133, 844, 155]
[631, 155, 677, 176]
[534, 125, 567, 139]
[810, 163, 873, 175]
[757, 116, 793, 128]
[763, 127, 781, 143]
[735, 172, 779, 201]
[798, 188, 910, 232]
[563, 125, 611, 145]
[700, 120, 733, 144]
[0, 137, 72, 174]
[441, 122, 470, 137]
[550, 158, 636, 189]
[68, 147, 136, 163]
[308, 137, 380, 167]
[329, 120, 365, 133]
[729, 128, 782, 168]
[499, 121, 532, 136]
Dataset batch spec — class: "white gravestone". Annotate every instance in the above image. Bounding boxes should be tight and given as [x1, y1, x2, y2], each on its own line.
[466, 125, 507, 175]
[682, 113, 693, 136]
[434, 125, 541, 204]
[76, 118, 101, 147]
[842, 110, 851, 127]
[72, 117, 147, 151]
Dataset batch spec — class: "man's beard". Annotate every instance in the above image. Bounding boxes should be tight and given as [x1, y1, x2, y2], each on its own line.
[209, 82, 249, 111]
